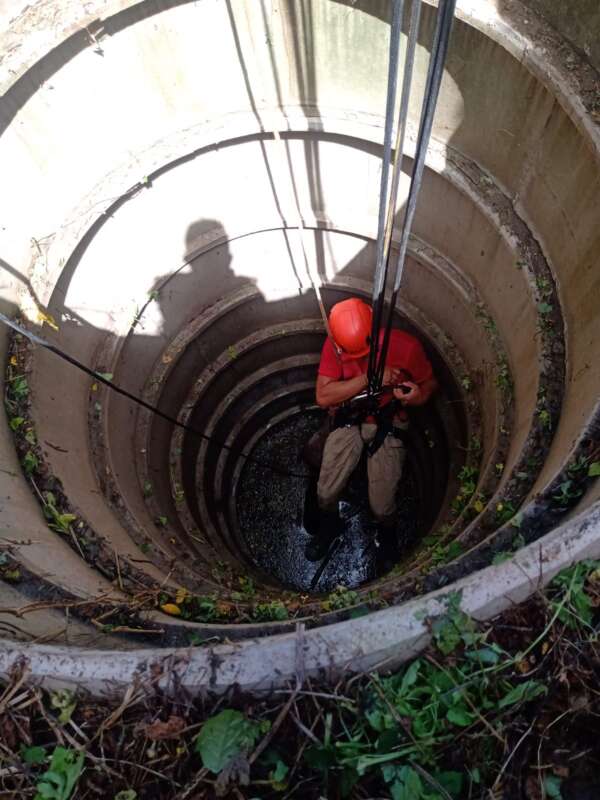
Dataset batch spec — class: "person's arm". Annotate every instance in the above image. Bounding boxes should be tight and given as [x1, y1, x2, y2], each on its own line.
[393, 376, 438, 406]
[316, 373, 367, 408]
[316, 367, 400, 409]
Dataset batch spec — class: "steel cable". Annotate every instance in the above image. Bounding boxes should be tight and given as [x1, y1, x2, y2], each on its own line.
[374, 0, 457, 390]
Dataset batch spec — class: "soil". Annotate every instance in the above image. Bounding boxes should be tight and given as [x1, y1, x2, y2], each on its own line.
[1, 563, 600, 799]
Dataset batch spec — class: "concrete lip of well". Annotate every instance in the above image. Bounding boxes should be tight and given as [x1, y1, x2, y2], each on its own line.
[1, 500, 599, 695]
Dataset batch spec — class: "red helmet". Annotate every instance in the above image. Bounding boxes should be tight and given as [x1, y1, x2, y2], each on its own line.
[329, 298, 372, 358]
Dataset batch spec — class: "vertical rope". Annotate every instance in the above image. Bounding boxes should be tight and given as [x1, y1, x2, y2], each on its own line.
[374, 0, 457, 391]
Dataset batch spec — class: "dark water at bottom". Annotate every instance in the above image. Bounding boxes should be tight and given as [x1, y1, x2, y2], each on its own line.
[235, 412, 423, 593]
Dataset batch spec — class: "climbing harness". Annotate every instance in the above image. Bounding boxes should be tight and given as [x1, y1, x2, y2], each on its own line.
[0, 312, 310, 480]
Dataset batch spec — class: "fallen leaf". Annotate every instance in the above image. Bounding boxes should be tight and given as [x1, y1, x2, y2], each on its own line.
[175, 587, 190, 605]
[160, 603, 181, 616]
[9, 355, 17, 366]
[143, 715, 186, 740]
[37, 310, 59, 330]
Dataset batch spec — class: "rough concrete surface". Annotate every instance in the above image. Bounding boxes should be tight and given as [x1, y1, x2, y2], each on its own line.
[0, 0, 598, 690]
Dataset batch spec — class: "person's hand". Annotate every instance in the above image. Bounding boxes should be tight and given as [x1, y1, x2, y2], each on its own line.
[382, 367, 401, 387]
[393, 380, 422, 405]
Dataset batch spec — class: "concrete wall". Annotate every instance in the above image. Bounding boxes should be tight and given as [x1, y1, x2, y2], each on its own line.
[0, 0, 598, 672]
[521, 0, 600, 71]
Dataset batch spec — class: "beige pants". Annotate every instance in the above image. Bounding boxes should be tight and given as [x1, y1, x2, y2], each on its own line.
[317, 422, 408, 521]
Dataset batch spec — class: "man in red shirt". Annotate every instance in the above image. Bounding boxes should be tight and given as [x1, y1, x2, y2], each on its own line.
[306, 297, 437, 561]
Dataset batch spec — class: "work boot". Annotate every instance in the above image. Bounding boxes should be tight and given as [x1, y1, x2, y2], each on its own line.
[304, 510, 343, 562]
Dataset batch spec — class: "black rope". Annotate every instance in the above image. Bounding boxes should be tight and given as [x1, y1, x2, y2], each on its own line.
[367, 0, 404, 391]
[0, 313, 311, 480]
[374, 0, 457, 392]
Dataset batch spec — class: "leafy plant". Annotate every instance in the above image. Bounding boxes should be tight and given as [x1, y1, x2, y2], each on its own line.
[21, 745, 47, 765]
[10, 375, 29, 399]
[549, 560, 600, 630]
[495, 500, 516, 525]
[50, 690, 77, 724]
[551, 479, 583, 509]
[588, 462, 600, 478]
[538, 409, 552, 430]
[33, 746, 84, 800]
[231, 575, 256, 602]
[536, 276, 553, 298]
[322, 585, 360, 612]
[495, 360, 512, 393]
[451, 466, 479, 516]
[177, 594, 219, 622]
[429, 540, 463, 568]
[194, 710, 263, 773]
[43, 493, 77, 534]
[173, 486, 184, 504]
[430, 592, 481, 655]
[23, 450, 39, 475]
[332, 608, 546, 797]
[253, 601, 289, 621]
[469, 435, 482, 455]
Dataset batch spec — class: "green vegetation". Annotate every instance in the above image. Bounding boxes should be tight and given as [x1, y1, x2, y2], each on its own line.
[33, 746, 84, 800]
[450, 465, 479, 516]
[494, 359, 512, 394]
[22, 450, 39, 474]
[195, 709, 265, 773]
[231, 575, 256, 601]
[1, 561, 599, 797]
[253, 600, 289, 621]
[428, 539, 464, 568]
[474, 303, 497, 335]
[162, 584, 290, 624]
[494, 500, 517, 526]
[322, 584, 360, 611]
[43, 492, 77, 534]
[8, 374, 29, 400]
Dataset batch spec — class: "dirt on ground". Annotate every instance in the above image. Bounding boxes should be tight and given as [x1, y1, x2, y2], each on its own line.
[1, 561, 600, 800]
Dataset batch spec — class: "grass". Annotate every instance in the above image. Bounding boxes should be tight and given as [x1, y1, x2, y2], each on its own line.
[1, 560, 599, 798]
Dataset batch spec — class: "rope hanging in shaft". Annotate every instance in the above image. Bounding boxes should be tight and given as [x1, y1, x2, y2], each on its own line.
[367, 0, 457, 394]
[367, 0, 405, 389]
[0, 312, 310, 480]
